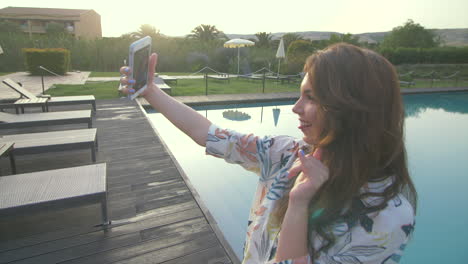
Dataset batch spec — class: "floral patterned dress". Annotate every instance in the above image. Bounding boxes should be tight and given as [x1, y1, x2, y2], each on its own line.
[205, 124, 415, 264]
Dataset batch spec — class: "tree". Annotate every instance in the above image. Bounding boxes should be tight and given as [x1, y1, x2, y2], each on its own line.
[282, 33, 304, 51]
[254, 32, 273, 48]
[46, 22, 67, 35]
[188, 24, 225, 42]
[130, 24, 160, 39]
[327, 33, 360, 46]
[0, 20, 22, 33]
[287, 40, 316, 58]
[381, 19, 438, 48]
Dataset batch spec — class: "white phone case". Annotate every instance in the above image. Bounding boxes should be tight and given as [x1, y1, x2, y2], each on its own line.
[128, 36, 152, 100]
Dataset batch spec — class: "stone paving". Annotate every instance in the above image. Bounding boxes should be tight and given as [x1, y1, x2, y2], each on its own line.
[0, 71, 90, 100]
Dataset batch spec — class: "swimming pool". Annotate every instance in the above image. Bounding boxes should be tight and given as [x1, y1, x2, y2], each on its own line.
[147, 92, 468, 263]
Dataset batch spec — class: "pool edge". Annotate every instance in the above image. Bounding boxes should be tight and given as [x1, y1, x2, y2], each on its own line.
[136, 100, 242, 264]
[139, 87, 468, 110]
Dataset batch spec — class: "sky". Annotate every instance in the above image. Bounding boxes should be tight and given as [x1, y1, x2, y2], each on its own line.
[4, 0, 468, 37]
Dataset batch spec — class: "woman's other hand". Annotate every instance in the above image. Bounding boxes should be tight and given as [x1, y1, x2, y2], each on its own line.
[119, 53, 158, 97]
[287, 148, 329, 207]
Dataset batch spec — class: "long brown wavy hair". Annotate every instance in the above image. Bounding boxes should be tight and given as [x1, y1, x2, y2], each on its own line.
[275, 43, 417, 259]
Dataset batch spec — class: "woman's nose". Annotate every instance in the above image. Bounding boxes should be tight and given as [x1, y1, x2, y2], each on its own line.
[292, 99, 303, 115]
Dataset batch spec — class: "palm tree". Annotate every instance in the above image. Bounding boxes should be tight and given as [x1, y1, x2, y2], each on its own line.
[254, 32, 273, 48]
[188, 24, 225, 42]
[131, 24, 160, 39]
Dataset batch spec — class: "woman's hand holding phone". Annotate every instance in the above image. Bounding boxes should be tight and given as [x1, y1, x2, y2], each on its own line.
[119, 53, 158, 98]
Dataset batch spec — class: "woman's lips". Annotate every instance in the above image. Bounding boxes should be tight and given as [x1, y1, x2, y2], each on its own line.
[298, 121, 312, 130]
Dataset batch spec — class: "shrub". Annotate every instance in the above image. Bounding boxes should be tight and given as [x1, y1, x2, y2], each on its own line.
[23, 48, 70, 75]
[378, 46, 468, 64]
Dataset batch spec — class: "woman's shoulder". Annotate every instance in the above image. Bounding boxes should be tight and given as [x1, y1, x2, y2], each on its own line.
[376, 194, 415, 229]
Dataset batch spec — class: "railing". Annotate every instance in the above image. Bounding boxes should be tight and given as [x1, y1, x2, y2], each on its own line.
[38, 66, 62, 95]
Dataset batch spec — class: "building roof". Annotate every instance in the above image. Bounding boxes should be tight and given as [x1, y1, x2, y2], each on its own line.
[0, 6, 93, 17]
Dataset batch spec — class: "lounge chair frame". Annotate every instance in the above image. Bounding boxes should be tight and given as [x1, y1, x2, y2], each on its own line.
[0, 163, 110, 225]
[2, 79, 96, 112]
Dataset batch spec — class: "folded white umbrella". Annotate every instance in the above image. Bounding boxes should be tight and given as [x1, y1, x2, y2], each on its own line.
[276, 38, 285, 75]
[224, 39, 255, 74]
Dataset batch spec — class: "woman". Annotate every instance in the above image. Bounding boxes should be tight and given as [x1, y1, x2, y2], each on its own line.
[120, 43, 417, 264]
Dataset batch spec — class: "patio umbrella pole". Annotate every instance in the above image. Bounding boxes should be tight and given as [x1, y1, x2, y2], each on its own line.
[262, 72, 266, 93]
[277, 59, 281, 76]
[205, 72, 208, 95]
[237, 47, 240, 75]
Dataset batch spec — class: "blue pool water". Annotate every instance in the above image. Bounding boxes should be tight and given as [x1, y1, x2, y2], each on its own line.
[147, 92, 468, 263]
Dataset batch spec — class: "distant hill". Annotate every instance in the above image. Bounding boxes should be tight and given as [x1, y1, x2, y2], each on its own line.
[226, 28, 468, 47]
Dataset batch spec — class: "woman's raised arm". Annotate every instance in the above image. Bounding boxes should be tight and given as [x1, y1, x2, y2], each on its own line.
[120, 53, 211, 147]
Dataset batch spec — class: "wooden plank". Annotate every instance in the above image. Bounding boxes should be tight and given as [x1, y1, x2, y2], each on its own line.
[0, 99, 236, 264]
[0, 209, 205, 263]
[0, 200, 198, 252]
[111, 234, 220, 264]
[63, 219, 213, 264]
[161, 245, 232, 264]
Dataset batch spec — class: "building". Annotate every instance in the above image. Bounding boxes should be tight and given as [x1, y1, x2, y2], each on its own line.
[0, 6, 102, 39]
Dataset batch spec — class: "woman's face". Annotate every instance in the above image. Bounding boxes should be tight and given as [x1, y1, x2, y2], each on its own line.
[292, 74, 323, 144]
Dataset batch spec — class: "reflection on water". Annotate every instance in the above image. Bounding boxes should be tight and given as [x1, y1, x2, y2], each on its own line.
[404, 92, 468, 118]
[147, 92, 468, 263]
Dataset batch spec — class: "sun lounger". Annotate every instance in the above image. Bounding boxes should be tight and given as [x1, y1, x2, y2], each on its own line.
[158, 75, 178, 85]
[0, 141, 15, 175]
[0, 110, 92, 129]
[154, 77, 172, 95]
[207, 74, 230, 83]
[0, 163, 110, 225]
[2, 78, 96, 112]
[0, 128, 98, 173]
[14, 98, 48, 114]
[238, 74, 263, 81]
[399, 81, 416, 87]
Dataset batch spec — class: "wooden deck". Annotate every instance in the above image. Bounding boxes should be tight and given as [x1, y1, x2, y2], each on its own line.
[0, 99, 238, 264]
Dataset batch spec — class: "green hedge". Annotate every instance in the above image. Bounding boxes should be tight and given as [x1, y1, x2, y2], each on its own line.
[379, 47, 468, 65]
[23, 48, 70, 75]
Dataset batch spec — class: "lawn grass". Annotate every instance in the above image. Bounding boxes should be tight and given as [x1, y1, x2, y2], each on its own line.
[171, 78, 300, 96]
[47, 81, 120, 99]
[0, 72, 12, 76]
[89, 72, 120, 77]
[45, 76, 468, 100]
[402, 79, 468, 88]
[396, 64, 468, 78]
[45, 78, 300, 99]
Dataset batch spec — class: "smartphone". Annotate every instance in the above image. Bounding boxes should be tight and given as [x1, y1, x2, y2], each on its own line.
[128, 36, 152, 100]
